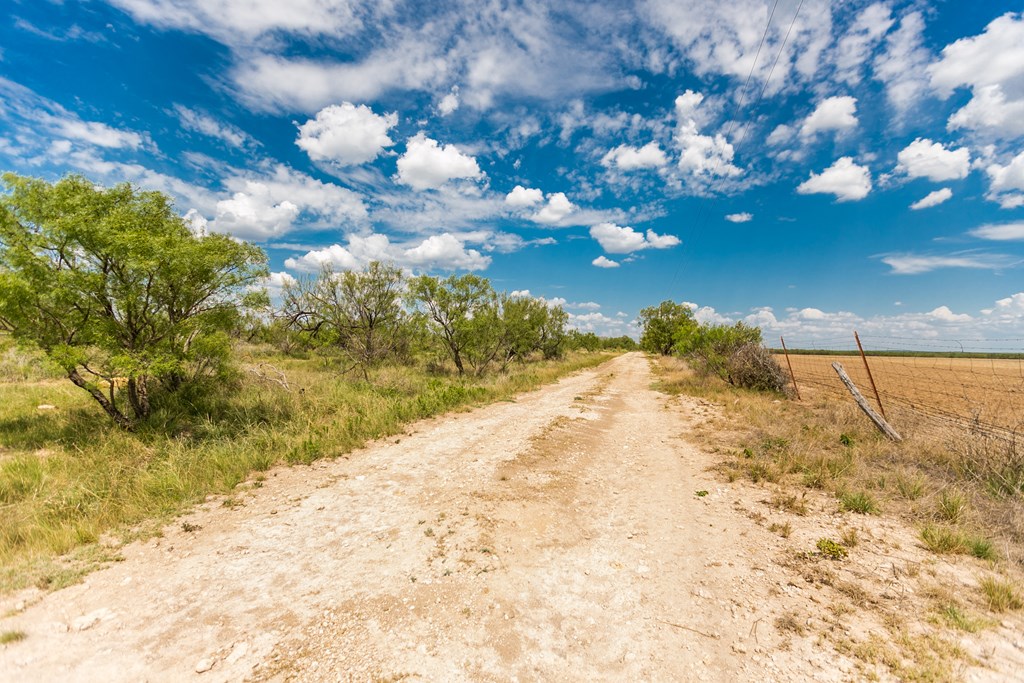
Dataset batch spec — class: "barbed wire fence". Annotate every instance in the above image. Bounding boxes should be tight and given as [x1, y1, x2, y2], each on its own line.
[773, 333, 1024, 442]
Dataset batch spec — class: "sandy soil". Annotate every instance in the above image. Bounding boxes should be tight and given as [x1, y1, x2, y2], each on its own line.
[1, 353, 1021, 681]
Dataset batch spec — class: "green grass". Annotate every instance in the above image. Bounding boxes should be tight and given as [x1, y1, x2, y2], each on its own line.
[979, 577, 1023, 613]
[0, 347, 615, 593]
[839, 490, 880, 515]
[938, 603, 983, 633]
[0, 630, 27, 645]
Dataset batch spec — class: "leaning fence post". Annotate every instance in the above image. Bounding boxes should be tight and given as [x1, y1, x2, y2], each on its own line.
[780, 336, 801, 400]
[832, 362, 902, 441]
[854, 330, 886, 419]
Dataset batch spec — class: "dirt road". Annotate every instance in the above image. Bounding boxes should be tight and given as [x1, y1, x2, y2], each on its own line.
[0, 353, 1017, 681]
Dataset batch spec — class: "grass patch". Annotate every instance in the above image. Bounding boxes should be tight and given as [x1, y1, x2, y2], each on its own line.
[839, 490, 880, 515]
[938, 603, 984, 633]
[816, 537, 848, 560]
[979, 577, 1023, 613]
[0, 630, 26, 645]
[0, 348, 615, 593]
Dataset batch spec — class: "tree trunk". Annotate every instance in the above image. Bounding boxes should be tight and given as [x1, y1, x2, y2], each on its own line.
[451, 347, 465, 375]
[67, 368, 134, 430]
[127, 375, 151, 420]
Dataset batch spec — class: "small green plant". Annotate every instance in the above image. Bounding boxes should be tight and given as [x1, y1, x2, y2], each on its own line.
[840, 490, 879, 515]
[920, 525, 968, 554]
[0, 630, 26, 645]
[938, 603, 982, 632]
[423, 527, 434, 538]
[817, 537, 848, 560]
[695, 490, 709, 497]
[839, 433, 854, 447]
[895, 472, 926, 500]
[979, 577, 1022, 612]
[968, 537, 997, 561]
[937, 490, 968, 523]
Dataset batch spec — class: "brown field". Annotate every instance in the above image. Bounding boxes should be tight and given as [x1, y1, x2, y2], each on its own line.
[776, 353, 1024, 435]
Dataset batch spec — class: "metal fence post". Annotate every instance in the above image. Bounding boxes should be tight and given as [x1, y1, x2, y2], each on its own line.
[854, 330, 886, 419]
[780, 336, 801, 400]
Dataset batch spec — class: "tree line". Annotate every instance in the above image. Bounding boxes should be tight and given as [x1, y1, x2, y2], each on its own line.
[0, 175, 633, 429]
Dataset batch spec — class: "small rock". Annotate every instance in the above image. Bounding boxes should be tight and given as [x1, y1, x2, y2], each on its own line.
[14, 601, 25, 612]
[732, 642, 748, 654]
[37, 404, 57, 411]
[196, 658, 215, 673]
[73, 608, 112, 632]
[225, 642, 249, 665]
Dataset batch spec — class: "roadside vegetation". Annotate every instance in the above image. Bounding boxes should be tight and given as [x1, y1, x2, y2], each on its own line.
[641, 299, 1023, 680]
[0, 174, 627, 593]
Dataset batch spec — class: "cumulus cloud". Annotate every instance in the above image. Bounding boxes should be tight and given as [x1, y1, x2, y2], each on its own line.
[532, 192, 575, 225]
[894, 138, 970, 181]
[42, 114, 146, 149]
[969, 222, 1024, 241]
[212, 186, 300, 240]
[928, 305, 973, 323]
[504, 185, 544, 208]
[800, 96, 858, 137]
[395, 133, 483, 190]
[589, 222, 680, 254]
[929, 13, 1024, 138]
[910, 188, 953, 210]
[601, 142, 668, 170]
[296, 102, 397, 166]
[284, 232, 491, 272]
[592, 255, 619, 268]
[879, 252, 1019, 275]
[725, 212, 753, 223]
[796, 157, 872, 201]
[173, 105, 253, 149]
[674, 90, 741, 178]
[984, 151, 1024, 209]
[438, 86, 460, 115]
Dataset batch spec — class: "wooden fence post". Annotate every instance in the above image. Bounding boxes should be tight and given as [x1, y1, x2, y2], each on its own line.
[832, 362, 901, 441]
[854, 330, 886, 419]
[780, 336, 801, 400]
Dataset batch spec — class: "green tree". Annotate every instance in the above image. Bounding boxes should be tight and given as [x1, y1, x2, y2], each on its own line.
[282, 261, 409, 377]
[0, 174, 267, 429]
[498, 295, 567, 367]
[407, 273, 500, 375]
[639, 300, 696, 355]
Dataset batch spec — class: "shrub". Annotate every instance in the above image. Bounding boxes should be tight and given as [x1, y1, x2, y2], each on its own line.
[726, 343, 790, 392]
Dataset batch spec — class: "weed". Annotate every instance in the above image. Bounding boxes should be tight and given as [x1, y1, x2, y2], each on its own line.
[180, 522, 201, 533]
[979, 577, 1022, 612]
[423, 527, 434, 538]
[769, 521, 792, 538]
[938, 603, 983, 633]
[840, 490, 879, 515]
[695, 490, 709, 497]
[937, 491, 968, 523]
[774, 611, 806, 635]
[840, 528, 859, 548]
[894, 471, 926, 500]
[816, 538, 848, 560]
[839, 433, 854, 447]
[0, 630, 26, 645]
[920, 525, 967, 554]
[770, 492, 808, 516]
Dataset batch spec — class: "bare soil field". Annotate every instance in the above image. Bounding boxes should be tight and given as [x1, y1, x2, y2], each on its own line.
[1, 353, 1021, 681]
[778, 353, 1024, 434]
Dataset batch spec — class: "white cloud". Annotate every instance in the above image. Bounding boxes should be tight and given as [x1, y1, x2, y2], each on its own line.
[928, 305, 973, 323]
[173, 105, 253, 149]
[296, 102, 397, 166]
[532, 192, 575, 225]
[880, 252, 1018, 275]
[929, 13, 1024, 138]
[438, 86, 460, 116]
[209, 164, 367, 240]
[894, 138, 970, 181]
[674, 90, 741, 178]
[589, 222, 680, 254]
[797, 157, 872, 201]
[395, 133, 483, 191]
[504, 185, 544, 208]
[43, 115, 145, 149]
[910, 188, 953, 210]
[267, 271, 297, 288]
[969, 222, 1024, 241]
[800, 96, 858, 137]
[834, 3, 893, 85]
[725, 212, 753, 223]
[984, 151, 1024, 209]
[592, 255, 620, 268]
[873, 11, 931, 113]
[601, 142, 668, 170]
[284, 232, 490, 273]
[766, 124, 795, 147]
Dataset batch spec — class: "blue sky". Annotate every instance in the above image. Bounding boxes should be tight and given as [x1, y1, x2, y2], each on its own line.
[1, 1, 1023, 347]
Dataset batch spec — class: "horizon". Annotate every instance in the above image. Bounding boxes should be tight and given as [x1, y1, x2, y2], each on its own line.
[1, 1, 1022, 349]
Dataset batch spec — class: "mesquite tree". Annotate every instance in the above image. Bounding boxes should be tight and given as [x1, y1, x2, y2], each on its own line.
[0, 174, 268, 429]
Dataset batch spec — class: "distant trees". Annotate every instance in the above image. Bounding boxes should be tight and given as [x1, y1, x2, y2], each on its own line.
[638, 299, 788, 393]
[0, 174, 268, 429]
[639, 300, 696, 355]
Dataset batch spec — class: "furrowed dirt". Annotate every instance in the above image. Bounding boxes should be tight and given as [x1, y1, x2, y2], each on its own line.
[1, 353, 1021, 681]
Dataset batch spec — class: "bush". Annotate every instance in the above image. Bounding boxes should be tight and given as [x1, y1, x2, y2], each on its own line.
[727, 343, 790, 392]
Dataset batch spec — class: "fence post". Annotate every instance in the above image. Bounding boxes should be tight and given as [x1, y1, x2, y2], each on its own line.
[832, 362, 902, 441]
[854, 330, 886, 419]
[780, 336, 801, 400]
